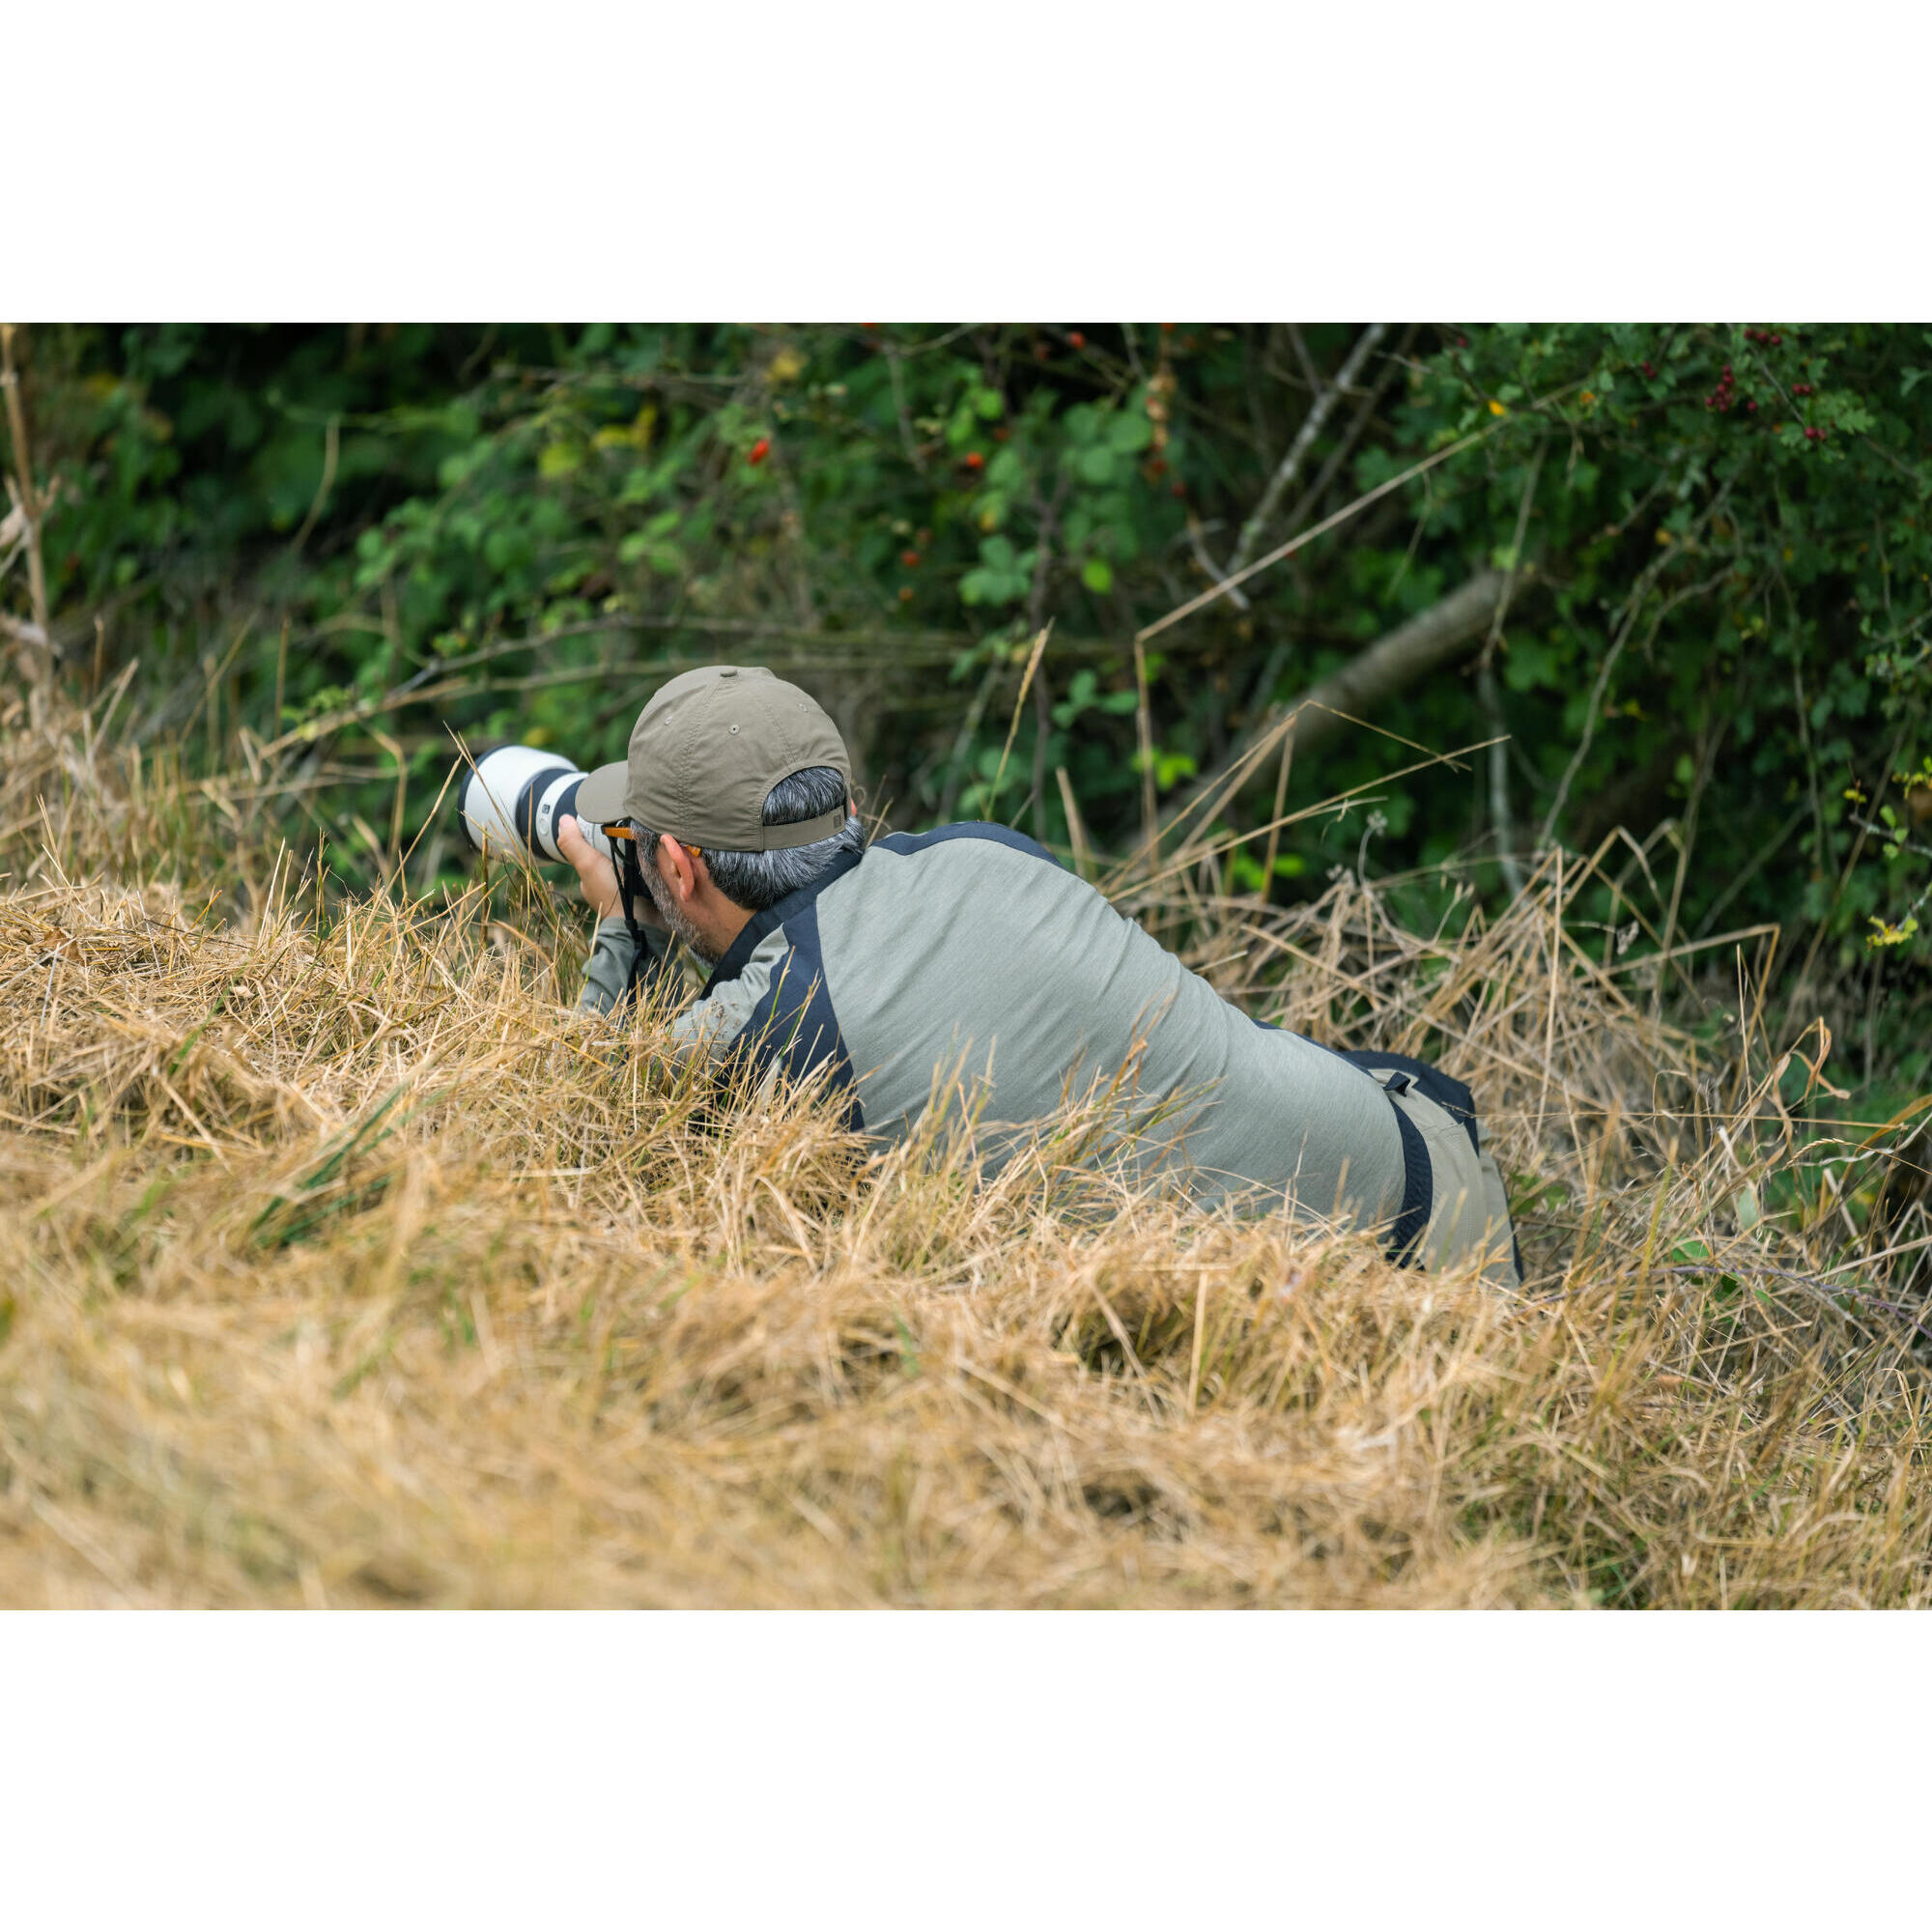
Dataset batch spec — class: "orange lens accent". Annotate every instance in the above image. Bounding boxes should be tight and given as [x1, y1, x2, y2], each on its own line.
[603, 824, 638, 841]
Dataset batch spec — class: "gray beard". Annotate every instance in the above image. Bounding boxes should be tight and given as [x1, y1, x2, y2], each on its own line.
[642, 867, 720, 965]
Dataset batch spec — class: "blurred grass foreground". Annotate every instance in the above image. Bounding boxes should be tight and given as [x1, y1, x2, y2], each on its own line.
[6, 682, 1932, 1607]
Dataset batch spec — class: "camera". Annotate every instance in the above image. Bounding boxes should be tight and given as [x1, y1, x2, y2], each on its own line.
[457, 744, 614, 866]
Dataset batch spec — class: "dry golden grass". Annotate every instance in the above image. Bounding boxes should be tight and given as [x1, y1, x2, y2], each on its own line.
[4, 685, 1931, 1607]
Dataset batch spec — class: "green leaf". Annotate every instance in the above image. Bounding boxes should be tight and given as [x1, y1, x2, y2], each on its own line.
[1501, 636, 1562, 694]
[1080, 557, 1114, 595]
[1077, 445, 1115, 486]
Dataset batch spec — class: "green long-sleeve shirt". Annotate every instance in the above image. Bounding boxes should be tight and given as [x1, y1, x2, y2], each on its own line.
[571, 824, 1518, 1281]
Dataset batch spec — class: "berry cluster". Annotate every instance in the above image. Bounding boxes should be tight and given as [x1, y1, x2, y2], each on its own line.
[1689, 333, 1828, 446]
[1705, 365, 1741, 412]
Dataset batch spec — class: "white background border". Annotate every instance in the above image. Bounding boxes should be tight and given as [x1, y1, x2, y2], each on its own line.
[8, 5, 1930, 1919]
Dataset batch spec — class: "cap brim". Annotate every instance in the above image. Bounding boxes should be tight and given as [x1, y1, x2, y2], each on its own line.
[574, 762, 630, 825]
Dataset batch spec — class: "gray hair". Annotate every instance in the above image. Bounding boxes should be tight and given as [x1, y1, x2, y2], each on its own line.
[644, 765, 863, 914]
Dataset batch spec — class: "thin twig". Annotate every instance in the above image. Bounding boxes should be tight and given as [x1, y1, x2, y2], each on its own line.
[987, 626, 1051, 815]
[1224, 325, 1388, 582]
[1478, 438, 1547, 899]
[1136, 426, 1496, 647]
[0, 324, 53, 689]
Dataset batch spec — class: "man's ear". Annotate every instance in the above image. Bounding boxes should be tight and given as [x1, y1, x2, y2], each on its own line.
[656, 835, 698, 902]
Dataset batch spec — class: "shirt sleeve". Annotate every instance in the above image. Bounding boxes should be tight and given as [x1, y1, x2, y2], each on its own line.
[580, 920, 802, 1083]
[578, 915, 672, 1015]
[664, 927, 791, 1063]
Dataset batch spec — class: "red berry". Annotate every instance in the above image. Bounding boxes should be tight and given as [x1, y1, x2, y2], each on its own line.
[1148, 455, 1168, 477]
[1722, 364, 1733, 379]
[748, 437, 771, 466]
[1033, 341, 1050, 361]
[1769, 333, 1782, 347]
[1640, 360, 1656, 378]
[861, 323, 878, 331]
[900, 549, 920, 568]
[963, 450, 984, 471]
[1161, 322, 1176, 333]
[1747, 398, 1758, 412]
[1170, 481, 1187, 498]
[992, 425, 1009, 441]
[1456, 333, 1469, 348]
[1068, 330, 1086, 349]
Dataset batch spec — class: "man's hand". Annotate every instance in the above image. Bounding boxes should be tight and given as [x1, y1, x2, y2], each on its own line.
[556, 813, 629, 923]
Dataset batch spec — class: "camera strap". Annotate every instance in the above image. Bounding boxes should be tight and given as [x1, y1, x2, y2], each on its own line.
[614, 837, 668, 1010]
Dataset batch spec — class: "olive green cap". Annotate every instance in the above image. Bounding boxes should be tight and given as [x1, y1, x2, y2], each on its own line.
[575, 665, 852, 850]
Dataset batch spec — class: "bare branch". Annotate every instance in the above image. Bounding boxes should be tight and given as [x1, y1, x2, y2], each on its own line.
[0, 324, 53, 690]
[1135, 425, 1495, 648]
[1223, 325, 1387, 582]
[1479, 438, 1548, 898]
[1157, 568, 1516, 836]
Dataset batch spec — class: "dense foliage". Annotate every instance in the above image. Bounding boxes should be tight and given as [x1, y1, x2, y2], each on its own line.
[7, 321, 1932, 1077]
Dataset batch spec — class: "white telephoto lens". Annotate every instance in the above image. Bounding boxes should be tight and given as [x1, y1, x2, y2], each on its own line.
[459, 745, 611, 865]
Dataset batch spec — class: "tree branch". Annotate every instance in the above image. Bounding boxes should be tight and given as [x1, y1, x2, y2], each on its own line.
[1135, 425, 1494, 651]
[1478, 437, 1547, 898]
[1223, 324, 1387, 582]
[1274, 325, 1417, 555]
[0, 324, 54, 691]
[1156, 567, 1516, 837]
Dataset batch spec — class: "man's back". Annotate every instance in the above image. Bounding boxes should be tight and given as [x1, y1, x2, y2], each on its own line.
[591, 821, 1409, 1233]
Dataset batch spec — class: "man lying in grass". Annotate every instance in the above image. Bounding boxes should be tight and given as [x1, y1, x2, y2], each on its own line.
[557, 665, 1518, 1284]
